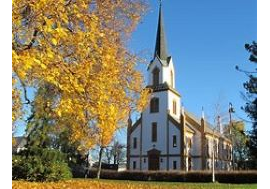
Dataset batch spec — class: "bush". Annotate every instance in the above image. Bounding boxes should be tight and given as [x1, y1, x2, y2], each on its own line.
[83, 170, 257, 183]
[70, 164, 87, 178]
[214, 171, 257, 183]
[12, 155, 28, 180]
[12, 148, 72, 181]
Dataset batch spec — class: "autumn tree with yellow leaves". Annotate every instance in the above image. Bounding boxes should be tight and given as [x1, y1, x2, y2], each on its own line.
[13, 0, 150, 179]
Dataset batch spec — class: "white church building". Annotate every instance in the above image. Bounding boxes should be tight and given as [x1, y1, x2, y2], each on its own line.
[127, 4, 232, 171]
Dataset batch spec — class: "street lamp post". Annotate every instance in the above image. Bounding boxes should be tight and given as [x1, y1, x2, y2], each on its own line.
[211, 115, 222, 182]
[211, 116, 219, 183]
[229, 103, 234, 134]
[211, 103, 235, 182]
[229, 102, 235, 170]
[212, 139, 215, 182]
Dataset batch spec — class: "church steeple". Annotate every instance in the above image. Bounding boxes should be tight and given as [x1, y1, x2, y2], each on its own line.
[154, 2, 169, 61]
[148, 1, 176, 89]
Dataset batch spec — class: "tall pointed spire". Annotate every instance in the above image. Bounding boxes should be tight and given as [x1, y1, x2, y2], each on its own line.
[154, 2, 168, 61]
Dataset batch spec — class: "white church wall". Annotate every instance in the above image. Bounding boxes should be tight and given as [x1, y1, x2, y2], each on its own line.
[159, 157, 167, 170]
[141, 157, 148, 170]
[190, 129, 201, 157]
[205, 135, 214, 157]
[192, 158, 202, 170]
[168, 156, 181, 170]
[142, 91, 168, 155]
[168, 121, 181, 154]
[129, 157, 140, 170]
[148, 58, 163, 85]
[130, 124, 141, 156]
[147, 57, 176, 88]
[162, 58, 175, 88]
[167, 90, 181, 119]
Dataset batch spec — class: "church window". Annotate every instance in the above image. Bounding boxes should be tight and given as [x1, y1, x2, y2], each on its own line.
[150, 98, 159, 113]
[173, 100, 177, 114]
[206, 139, 210, 157]
[133, 137, 137, 149]
[187, 137, 192, 148]
[173, 135, 177, 147]
[152, 122, 157, 142]
[152, 67, 160, 86]
[133, 161, 136, 169]
[170, 70, 173, 87]
[226, 146, 229, 160]
[230, 146, 232, 160]
[173, 161, 177, 170]
[214, 140, 218, 157]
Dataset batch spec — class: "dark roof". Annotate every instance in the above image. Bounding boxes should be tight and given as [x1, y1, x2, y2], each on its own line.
[184, 110, 231, 141]
[168, 114, 195, 133]
[154, 4, 169, 61]
[147, 55, 172, 70]
[130, 117, 142, 133]
[146, 82, 181, 97]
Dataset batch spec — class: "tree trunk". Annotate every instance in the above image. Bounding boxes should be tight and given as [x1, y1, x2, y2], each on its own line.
[97, 146, 104, 179]
[85, 152, 90, 178]
[113, 154, 117, 165]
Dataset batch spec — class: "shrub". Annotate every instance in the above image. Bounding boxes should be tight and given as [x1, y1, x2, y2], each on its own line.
[12, 148, 72, 181]
[12, 155, 28, 180]
[215, 171, 257, 183]
[70, 164, 87, 178]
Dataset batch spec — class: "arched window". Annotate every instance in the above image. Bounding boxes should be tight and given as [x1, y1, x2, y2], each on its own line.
[152, 122, 157, 142]
[206, 139, 210, 157]
[173, 100, 177, 115]
[173, 135, 177, 147]
[170, 70, 174, 87]
[150, 97, 159, 113]
[133, 137, 137, 149]
[152, 67, 160, 86]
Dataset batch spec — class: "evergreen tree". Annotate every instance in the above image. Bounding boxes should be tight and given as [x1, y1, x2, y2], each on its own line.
[236, 41, 257, 169]
[25, 83, 58, 149]
[231, 121, 249, 169]
[26, 82, 86, 167]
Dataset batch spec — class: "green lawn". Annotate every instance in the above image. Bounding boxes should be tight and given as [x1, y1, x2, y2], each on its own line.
[12, 179, 257, 189]
[95, 179, 257, 189]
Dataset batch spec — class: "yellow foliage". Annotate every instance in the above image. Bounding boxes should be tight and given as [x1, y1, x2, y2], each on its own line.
[12, 0, 149, 151]
[12, 77, 22, 126]
[12, 180, 250, 189]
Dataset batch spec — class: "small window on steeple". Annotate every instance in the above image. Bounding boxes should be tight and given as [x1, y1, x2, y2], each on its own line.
[152, 67, 160, 86]
[173, 100, 177, 115]
[170, 70, 173, 87]
[150, 97, 159, 113]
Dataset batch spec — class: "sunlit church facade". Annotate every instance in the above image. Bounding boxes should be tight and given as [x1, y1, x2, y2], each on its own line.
[126, 5, 232, 171]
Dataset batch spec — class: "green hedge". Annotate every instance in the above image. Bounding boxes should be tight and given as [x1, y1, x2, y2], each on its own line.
[84, 170, 257, 183]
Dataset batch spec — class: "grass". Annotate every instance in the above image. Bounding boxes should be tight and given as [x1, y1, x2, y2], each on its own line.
[12, 179, 257, 189]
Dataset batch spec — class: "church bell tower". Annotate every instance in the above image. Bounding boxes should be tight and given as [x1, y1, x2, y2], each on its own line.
[139, 2, 182, 170]
[145, 2, 181, 119]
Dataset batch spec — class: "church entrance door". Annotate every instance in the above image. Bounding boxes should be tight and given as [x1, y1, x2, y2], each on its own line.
[148, 154, 159, 170]
[147, 149, 161, 170]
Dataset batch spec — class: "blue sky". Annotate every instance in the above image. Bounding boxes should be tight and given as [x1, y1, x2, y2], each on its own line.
[15, 0, 257, 139]
[127, 0, 257, 131]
